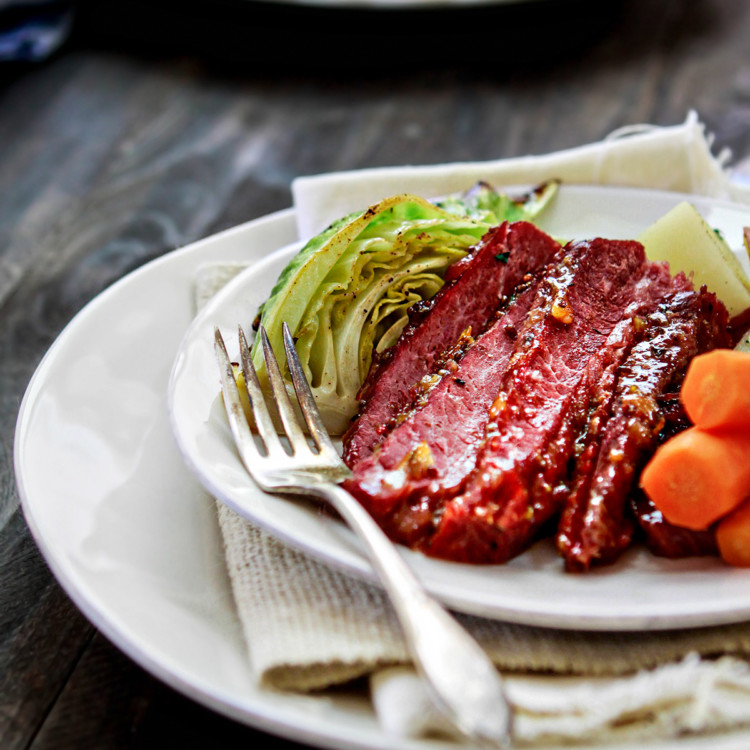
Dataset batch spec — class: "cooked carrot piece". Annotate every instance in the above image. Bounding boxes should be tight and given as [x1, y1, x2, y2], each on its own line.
[640, 426, 750, 530]
[716, 497, 750, 566]
[680, 349, 750, 429]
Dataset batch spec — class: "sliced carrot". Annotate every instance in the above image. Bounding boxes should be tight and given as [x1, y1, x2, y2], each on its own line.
[680, 349, 750, 430]
[716, 496, 750, 566]
[640, 426, 750, 530]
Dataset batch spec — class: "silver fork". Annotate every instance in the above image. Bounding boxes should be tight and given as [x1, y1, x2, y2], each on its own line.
[215, 321, 513, 748]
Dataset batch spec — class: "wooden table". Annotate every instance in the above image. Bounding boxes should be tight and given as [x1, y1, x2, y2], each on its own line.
[3, 0, 750, 746]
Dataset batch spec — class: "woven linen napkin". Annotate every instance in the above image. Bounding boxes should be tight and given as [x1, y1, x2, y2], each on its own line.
[195, 113, 750, 746]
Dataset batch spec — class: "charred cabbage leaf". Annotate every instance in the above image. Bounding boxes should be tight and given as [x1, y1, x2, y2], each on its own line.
[252, 183, 558, 434]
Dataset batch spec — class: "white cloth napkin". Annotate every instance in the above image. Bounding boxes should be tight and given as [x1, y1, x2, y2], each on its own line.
[372, 657, 750, 745]
[197, 112, 750, 747]
[292, 110, 750, 240]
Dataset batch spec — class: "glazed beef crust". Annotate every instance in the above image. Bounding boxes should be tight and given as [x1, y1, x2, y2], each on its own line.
[557, 284, 731, 571]
[425, 238, 651, 563]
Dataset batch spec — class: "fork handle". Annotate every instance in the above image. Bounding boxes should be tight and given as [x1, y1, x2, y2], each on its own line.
[311, 482, 512, 748]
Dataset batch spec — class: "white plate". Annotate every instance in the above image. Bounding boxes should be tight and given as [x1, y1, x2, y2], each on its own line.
[12, 187, 750, 750]
[170, 185, 750, 631]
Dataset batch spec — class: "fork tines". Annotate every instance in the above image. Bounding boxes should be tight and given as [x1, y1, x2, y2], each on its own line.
[214, 323, 338, 463]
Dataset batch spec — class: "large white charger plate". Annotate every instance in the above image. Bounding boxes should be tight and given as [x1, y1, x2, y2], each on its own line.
[169, 185, 750, 631]
[12, 185, 750, 750]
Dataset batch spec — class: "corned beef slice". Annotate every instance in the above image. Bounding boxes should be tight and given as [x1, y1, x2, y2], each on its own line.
[341, 222, 562, 467]
[557, 285, 732, 571]
[554, 272, 688, 571]
[344, 277, 549, 548]
[627, 392, 717, 558]
[630, 489, 719, 558]
[552, 266, 688, 568]
[425, 238, 650, 564]
[525, 264, 685, 557]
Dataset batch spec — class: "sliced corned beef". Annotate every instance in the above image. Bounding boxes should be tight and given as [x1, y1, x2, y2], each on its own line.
[557, 285, 732, 571]
[424, 237, 651, 564]
[341, 221, 562, 467]
[344, 275, 549, 548]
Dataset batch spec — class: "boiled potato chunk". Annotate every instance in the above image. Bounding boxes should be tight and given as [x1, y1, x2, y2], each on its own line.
[638, 202, 750, 316]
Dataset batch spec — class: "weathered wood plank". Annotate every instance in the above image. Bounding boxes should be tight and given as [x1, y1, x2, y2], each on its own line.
[27, 632, 314, 749]
[0, 511, 93, 750]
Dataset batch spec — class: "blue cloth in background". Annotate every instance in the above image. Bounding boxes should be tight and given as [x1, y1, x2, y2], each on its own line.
[0, 1, 73, 61]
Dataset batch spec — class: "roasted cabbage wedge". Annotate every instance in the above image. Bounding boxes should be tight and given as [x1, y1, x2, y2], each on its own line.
[251, 183, 558, 434]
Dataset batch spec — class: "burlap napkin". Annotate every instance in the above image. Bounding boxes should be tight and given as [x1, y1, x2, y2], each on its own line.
[195, 112, 750, 746]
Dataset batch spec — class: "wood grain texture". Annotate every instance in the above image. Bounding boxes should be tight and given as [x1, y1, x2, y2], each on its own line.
[26, 632, 312, 750]
[2, 0, 750, 747]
